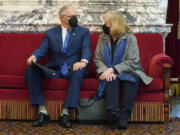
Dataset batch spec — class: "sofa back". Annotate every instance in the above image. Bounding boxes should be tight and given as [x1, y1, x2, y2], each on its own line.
[0, 33, 163, 77]
[135, 33, 163, 73]
[88, 33, 164, 78]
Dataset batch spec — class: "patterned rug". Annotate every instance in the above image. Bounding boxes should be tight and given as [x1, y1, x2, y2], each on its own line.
[0, 118, 179, 135]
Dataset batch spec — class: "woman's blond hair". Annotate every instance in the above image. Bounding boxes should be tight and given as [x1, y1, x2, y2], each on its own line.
[103, 10, 131, 37]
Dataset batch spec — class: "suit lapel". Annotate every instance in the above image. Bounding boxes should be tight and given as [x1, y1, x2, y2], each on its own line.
[56, 26, 63, 52]
[66, 27, 77, 52]
[66, 33, 72, 51]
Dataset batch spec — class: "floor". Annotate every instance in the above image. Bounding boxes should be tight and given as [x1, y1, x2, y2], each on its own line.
[170, 96, 180, 118]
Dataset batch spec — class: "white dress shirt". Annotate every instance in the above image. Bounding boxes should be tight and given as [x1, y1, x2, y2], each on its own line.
[61, 25, 88, 64]
[61, 25, 68, 52]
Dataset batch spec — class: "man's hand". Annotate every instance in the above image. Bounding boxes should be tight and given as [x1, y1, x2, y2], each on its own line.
[26, 55, 36, 66]
[99, 68, 116, 81]
[73, 61, 87, 71]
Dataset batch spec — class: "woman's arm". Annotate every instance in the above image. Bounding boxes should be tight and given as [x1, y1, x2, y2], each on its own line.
[114, 34, 140, 74]
[94, 35, 108, 74]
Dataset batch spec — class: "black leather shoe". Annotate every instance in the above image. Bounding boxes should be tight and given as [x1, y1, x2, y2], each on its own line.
[33, 112, 50, 127]
[117, 120, 128, 130]
[107, 111, 119, 125]
[59, 114, 72, 128]
[107, 111, 119, 129]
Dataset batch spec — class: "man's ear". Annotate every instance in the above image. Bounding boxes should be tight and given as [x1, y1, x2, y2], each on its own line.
[60, 16, 63, 21]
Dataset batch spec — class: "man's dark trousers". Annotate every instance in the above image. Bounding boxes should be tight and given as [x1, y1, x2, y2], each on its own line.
[25, 66, 87, 108]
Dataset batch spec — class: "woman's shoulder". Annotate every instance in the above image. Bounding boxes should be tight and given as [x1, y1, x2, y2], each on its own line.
[99, 33, 106, 39]
[124, 33, 136, 39]
[98, 33, 111, 42]
[122, 33, 137, 43]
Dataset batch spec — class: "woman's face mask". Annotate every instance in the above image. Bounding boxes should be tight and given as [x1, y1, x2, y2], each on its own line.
[102, 24, 110, 35]
[69, 16, 78, 28]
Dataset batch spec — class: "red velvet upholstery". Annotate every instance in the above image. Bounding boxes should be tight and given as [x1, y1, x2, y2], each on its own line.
[148, 53, 173, 78]
[135, 33, 164, 73]
[0, 89, 163, 102]
[0, 75, 162, 92]
[0, 33, 44, 75]
[0, 33, 173, 103]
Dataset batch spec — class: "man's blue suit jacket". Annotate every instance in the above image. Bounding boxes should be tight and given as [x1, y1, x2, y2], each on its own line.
[32, 25, 92, 68]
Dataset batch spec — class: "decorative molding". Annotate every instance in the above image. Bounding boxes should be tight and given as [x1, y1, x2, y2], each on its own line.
[0, 0, 171, 49]
[0, 23, 172, 33]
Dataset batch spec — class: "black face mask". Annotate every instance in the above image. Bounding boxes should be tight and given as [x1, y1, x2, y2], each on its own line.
[69, 16, 78, 28]
[102, 24, 110, 35]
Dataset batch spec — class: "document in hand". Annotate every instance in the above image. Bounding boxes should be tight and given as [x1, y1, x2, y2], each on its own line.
[32, 62, 56, 76]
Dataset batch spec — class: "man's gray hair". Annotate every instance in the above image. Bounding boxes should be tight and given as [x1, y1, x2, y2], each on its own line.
[59, 5, 72, 16]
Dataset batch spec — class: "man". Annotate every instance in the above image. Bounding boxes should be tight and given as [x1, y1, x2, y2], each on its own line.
[25, 5, 92, 128]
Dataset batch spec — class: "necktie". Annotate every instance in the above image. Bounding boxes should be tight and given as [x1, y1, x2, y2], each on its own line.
[61, 29, 70, 75]
[63, 29, 70, 53]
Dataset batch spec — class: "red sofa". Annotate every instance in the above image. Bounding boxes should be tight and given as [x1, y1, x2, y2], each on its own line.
[0, 33, 173, 122]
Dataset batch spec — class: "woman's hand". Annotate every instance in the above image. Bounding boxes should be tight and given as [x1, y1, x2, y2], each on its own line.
[99, 68, 116, 81]
[106, 72, 116, 82]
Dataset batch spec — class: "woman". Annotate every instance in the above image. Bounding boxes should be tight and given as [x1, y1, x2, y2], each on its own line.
[94, 10, 152, 130]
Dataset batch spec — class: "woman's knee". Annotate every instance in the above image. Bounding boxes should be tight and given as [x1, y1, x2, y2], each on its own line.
[106, 79, 119, 86]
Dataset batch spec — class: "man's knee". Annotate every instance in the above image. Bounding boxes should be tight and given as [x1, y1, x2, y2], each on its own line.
[72, 69, 86, 78]
[25, 66, 34, 76]
[25, 66, 42, 77]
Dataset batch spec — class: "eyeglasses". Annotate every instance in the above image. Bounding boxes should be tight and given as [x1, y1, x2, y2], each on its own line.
[62, 15, 79, 19]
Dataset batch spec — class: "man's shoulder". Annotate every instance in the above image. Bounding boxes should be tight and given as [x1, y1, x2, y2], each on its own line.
[75, 25, 89, 32]
[45, 25, 61, 33]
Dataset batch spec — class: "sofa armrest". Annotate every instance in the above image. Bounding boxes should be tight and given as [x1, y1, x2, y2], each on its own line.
[148, 53, 173, 122]
[148, 53, 173, 78]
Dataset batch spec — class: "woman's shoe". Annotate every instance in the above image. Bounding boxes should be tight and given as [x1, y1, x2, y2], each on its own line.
[117, 120, 128, 130]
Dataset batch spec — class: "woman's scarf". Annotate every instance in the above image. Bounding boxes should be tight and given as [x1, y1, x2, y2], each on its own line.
[95, 39, 136, 99]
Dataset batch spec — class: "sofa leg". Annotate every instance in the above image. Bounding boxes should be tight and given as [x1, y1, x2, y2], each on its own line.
[163, 64, 171, 123]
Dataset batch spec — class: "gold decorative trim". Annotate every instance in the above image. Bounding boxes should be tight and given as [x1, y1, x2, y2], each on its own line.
[0, 100, 166, 122]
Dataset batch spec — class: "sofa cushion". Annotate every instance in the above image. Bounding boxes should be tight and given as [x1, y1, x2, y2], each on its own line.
[43, 78, 99, 91]
[0, 89, 163, 102]
[0, 89, 95, 101]
[135, 91, 163, 102]
[0, 75, 162, 92]
[138, 79, 163, 92]
[0, 75, 99, 91]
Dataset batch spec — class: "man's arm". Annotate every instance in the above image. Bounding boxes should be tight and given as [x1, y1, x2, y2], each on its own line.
[73, 29, 92, 71]
[81, 29, 92, 63]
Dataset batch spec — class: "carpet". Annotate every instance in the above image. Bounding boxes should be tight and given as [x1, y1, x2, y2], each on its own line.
[0, 118, 179, 135]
